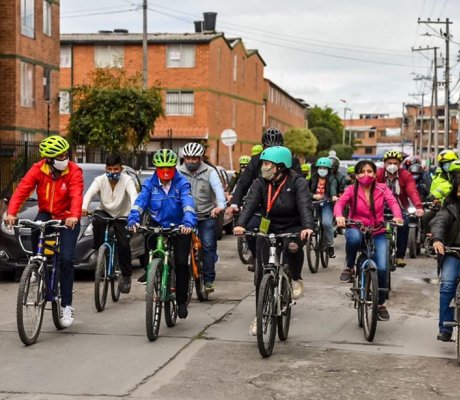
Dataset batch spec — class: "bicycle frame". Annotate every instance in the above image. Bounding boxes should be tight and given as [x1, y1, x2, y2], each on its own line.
[147, 233, 173, 303]
[190, 232, 202, 279]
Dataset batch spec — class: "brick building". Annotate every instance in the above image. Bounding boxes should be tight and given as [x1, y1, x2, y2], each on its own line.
[0, 0, 60, 141]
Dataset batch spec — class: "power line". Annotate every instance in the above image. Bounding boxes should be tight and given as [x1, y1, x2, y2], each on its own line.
[61, 7, 140, 19]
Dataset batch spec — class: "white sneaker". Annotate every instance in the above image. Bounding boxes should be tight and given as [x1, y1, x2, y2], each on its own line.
[249, 317, 257, 336]
[60, 306, 74, 328]
[292, 280, 304, 300]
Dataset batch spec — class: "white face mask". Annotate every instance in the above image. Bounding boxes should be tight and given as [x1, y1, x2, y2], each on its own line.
[386, 164, 398, 175]
[318, 168, 328, 177]
[53, 158, 69, 171]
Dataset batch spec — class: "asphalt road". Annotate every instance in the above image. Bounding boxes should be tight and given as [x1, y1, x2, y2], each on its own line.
[1, 234, 460, 400]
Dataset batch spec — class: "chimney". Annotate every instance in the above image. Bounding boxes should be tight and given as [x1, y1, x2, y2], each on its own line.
[194, 21, 203, 33]
[202, 12, 217, 33]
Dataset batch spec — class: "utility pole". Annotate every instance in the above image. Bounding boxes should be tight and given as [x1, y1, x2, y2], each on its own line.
[401, 102, 405, 153]
[142, 0, 148, 88]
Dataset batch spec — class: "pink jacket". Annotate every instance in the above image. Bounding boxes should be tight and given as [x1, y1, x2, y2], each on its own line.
[334, 182, 403, 235]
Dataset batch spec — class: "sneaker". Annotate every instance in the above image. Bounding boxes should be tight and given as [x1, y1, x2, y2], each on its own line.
[137, 271, 147, 285]
[120, 276, 131, 294]
[249, 317, 257, 336]
[377, 305, 390, 321]
[60, 305, 74, 328]
[396, 258, 406, 267]
[339, 268, 354, 283]
[178, 304, 188, 319]
[328, 246, 336, 258]
[437, 331, 452, 342]
[291, 279, 304, 300]
[205, 282, 215, 293]
[247, 263, 255, 272]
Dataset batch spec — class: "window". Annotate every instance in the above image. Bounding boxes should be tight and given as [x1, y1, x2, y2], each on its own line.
[21, 0, 35, 38]
[43, 68, 51, 102]
[355, 132, 364, 139]
[233, 55, 237, 82]
[166, 44, 195, 68]
[94, 45, 124, 68]
[369, 131, 375, 138]
[166, 92, 194, 115]
[21, 62, 34, 107]
[59, 91, 70, 114]
[60, 46, 71, 67]
[365, 147, 373, 154]
[43, 1, 51, 36]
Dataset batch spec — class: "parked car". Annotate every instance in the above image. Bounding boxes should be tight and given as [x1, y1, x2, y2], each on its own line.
[0, 163, 144, 274]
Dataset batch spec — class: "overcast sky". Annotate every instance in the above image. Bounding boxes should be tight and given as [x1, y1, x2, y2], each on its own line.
[61, 0, 460, 118]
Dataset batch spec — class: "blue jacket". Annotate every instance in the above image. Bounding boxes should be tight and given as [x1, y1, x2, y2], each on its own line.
[128, 171, 197, 228]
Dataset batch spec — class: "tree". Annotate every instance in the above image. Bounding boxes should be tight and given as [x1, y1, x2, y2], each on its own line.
[310, 127, 335, 152]
[331, 144, 354, 160]
[308, 106, 344, 144]
[68, 69, 163, 152]
[284, 127, 318, 158]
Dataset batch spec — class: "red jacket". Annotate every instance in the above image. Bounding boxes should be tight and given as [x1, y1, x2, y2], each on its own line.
[376, 168, 422, 210]
[8, 160, 83, 220]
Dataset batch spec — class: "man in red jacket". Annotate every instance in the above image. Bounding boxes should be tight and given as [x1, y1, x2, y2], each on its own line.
[376, 150, 424, 266]
[5, 135, 83, 328]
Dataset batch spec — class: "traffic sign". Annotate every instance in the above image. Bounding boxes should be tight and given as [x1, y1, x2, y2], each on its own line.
[220, 129, 238, 147]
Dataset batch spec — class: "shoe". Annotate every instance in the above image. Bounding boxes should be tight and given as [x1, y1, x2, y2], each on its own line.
[249, 317, 257, 336]
[378, 305, 390, 321]
[120, 276, 131, 294]
[437, 331, 452, 342]
[178, 304, 188, 319]
[60, 305, 74, 328]
[339, 268, 354, 283]
[215, 253, 220, 263]
[396, 258, 406, 267]
[247, 263, 255, 272]
[205, 282, 215, 293]
[328, 246, 336, 258]
[291, 279, 304, 300]
[137, 271, 147, 285]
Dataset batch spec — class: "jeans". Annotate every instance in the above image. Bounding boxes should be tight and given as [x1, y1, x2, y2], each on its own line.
[396, 214, 409, 258]
[32, 212, 80, 307]
[345, 228, 388, 305]
[317, 202, 334, 247]
[439, 255, 460, 334]
[198, 217, 217, 283]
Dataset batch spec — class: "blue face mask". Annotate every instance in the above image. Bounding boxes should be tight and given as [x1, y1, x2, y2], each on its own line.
[106, 172, 121, 181]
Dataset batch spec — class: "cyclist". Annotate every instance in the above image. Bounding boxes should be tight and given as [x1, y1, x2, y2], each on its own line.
[431, 174, 460, 341]
[309, 157, 339, 258]
[408, 163, 431, 201]
[335, 160, 403, 320]
[233, 146, 314, 334]
[345, 165, 356, 187]
[251, 144, 263, 156]
[127, 149, 196, 319]
[82, 154, 138, 294]
[300, 163, 311, 180]
[178, 142, 226, 294]
[329, 155, 346, 194]
[5, 135, 83, 328]
[376, 150, 424, 267]
[227, 155, 251, 194]
[402, 155, 421, 170]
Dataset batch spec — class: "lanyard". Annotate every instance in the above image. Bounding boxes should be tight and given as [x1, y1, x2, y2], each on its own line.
[266, 176, 287, 215]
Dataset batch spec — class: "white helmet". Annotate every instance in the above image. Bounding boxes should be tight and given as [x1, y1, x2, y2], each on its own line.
[182, 142, 205, 157]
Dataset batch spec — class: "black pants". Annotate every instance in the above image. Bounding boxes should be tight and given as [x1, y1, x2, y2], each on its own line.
[93, 210, 132, 277]
[246, 214, 261, 258]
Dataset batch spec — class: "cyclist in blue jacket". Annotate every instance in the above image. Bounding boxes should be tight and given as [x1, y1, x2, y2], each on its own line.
[128, 149, 197, 319]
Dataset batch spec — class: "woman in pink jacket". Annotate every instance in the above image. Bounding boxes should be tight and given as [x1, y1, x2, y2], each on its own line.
[334, 160, 403, 321]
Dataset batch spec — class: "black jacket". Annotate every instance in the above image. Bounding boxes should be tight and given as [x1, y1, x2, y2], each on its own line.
[430, 203, 460, 246]
[236, 170, 314, 232]
[309, 173, 338, 198]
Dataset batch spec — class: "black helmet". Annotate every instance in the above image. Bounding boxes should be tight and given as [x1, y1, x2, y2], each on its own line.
[408, 164, 424, 175]
[262, 128, 284, 147]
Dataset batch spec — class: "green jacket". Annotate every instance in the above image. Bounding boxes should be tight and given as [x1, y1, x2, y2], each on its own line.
[430, 174, 451, 202]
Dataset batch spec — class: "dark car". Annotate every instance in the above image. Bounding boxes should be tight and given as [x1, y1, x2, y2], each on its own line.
[0, 163, 144, 273]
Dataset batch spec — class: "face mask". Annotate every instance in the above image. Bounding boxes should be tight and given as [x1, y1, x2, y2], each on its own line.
[106, 172, 121, 181]
[261, 166, 275, 180]
[357, 175, 374, 187]
[318, 168, 328, 178]
[156, 167, 176, 181]
[442, 163, 451, 173]
[53, 158, 69, 171]
[185, 162, 200, 172]
[386, 164, 398, 175]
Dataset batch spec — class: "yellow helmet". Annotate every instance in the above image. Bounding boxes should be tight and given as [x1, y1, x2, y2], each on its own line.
[39, 135, 70, 158]
[301, 163, 310, 173]
[251, 144, 263, 156]
[438, 150, 458, 164]
[239, 155, 251, 165]
[383, 150, 403, 162]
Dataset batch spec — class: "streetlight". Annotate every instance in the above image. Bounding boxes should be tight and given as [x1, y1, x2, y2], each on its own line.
[340, 99, 351, 144]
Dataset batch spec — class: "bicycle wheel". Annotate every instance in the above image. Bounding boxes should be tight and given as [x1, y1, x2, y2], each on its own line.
[237, 236, 252, 265]
[185, 264, 194, 306]
[110, 252, 121, 303]
[51, 277, 66, 330]
[306, 235, 320, 273]
[408, 227, 417, 259]
[146, 258, 163, 341]
[362, 265, 379, 342]
[164, 259, 178, 328]
[354, 270, 363, 328]
[256, 273, 277, 358]
[17, 262, 46, 345]
[94, 246, 109, 311]
[277, 274, 291, 341]
[320, 229, 329, 269]
[194, 250, 208, 301]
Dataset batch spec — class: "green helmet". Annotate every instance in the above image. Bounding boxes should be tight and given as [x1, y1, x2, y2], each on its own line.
[301, 163, 311, 173]
[448, 160, 460, 173]
[39, 135, 70, 158]
[153, 149, 177, 167]
[347, 165, 355, 174]
[316, 157, 332, 169]
[260, 146, 292, 168]
[251, 144, 263, 156]
[239, 155, 251, 166]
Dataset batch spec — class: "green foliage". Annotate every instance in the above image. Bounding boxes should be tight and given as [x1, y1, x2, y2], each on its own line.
[308, 106, 343, 143]
[284, 127, 318, 157]
[310, 127, 335, 152]
[68, 69, 163, 152]
[331, 144, 354, 160]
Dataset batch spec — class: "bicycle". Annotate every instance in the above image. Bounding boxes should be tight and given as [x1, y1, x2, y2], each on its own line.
[188, 230, 208, 302]
[384, 213, 398, 300]
[92, 214, 126, 312]
[306, 200, 329, 273]
[138, 224, 182, 342]
[407, 206, 421, 259]
[14, 219, 67, 345]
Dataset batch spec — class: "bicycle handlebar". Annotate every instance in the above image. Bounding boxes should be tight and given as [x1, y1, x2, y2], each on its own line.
[90, 213, 128, 223]
[15, 219, 66, 230]
[243, 231, 300, 239]
[346, 219, 385, 232]
[137, 225, 183, 236]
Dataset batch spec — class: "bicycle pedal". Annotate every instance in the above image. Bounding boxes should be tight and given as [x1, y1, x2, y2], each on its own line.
[289, 301, 296, 307]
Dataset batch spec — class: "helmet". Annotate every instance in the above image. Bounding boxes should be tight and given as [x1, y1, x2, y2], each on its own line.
[448, 160, 460, 173]
[301, 163, 311, 173]
[402, 155, 421, 170]
[251, 144, 263, 156]
[260, 146, 292, 168]
[39, 135, 70, 158]
[328, 155, 340, 169]
[347, 165, 355, 174]
[152, 149, 177, 167]
[316, 157, 332, 169]
[383, 150, 403, 162]
[438, 149, 458, 164]
[182, 142, 205, 157]
[239, 155, 251, 166]
[261, 128, 284, 147]
[408, 164, 424, 175]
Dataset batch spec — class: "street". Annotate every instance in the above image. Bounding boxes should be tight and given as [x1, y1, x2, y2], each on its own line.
[1, 234, 460, 400]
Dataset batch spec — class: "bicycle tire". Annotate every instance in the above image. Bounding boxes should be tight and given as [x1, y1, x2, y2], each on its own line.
[408, 227, 417, 259]
[164, 258, 177, 328]
[320, 228, 329, 268]
[186, 265, 194, 305]
[237, 236, 252, 265]
[146, 258, 163, 341]
[256, 274, 277, 358]
[457, 305, 460, 365]
[17, 262, 46, 345]
[362, 265, 379, 342]
[110, 251, 121, 303]
[355, 270, 363, 328]
[194, 250, 208, 301]
[277, 274, 291, 341]
[51, 278, 65, 331]
[306, 235, 320, 273]
[94, 246, 109, 311]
